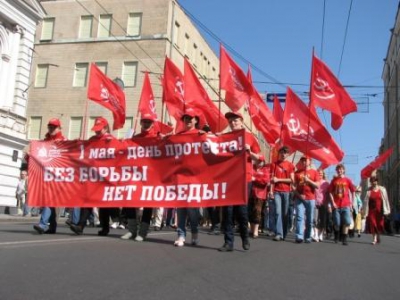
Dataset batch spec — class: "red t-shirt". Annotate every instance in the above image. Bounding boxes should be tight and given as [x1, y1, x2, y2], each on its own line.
[328, 176, 356, 208]
[294, 168, 320, 200]
[272, 160, 295, 192]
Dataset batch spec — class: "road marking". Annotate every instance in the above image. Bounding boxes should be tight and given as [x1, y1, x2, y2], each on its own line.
[0, 237, 103, 246]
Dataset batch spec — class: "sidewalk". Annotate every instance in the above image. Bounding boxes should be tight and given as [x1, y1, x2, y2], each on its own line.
[0, 213, 40, 222]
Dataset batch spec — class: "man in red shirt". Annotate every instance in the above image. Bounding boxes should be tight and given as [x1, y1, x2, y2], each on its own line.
[328, 163, 356, 245]
[270, 146, 295, 241]
[293, 156, 320, 243]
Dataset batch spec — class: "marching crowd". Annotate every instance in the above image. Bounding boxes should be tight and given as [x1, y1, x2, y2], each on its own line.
[21, 108, 393, 250]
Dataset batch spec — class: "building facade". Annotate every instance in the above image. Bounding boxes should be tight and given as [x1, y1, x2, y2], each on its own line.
[0, 0, 45, 207]
[382, 3, 400, 211]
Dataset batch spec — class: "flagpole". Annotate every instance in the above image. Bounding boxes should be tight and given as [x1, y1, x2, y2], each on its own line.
[81, 99, 89, 140]
[305, 48, 316, 158]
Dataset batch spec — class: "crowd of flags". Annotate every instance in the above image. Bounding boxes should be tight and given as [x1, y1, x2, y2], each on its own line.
[85, 45, 392, 177]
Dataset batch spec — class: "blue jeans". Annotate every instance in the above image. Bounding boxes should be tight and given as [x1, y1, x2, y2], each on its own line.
[38, 207, 57, 231]
[333, 207, 352, 229]
[295, 198, 316, 241]
[177, 208, 199, 238]
[274, 191, 290, 238]
[264, 199, 276, 232]
[72, 208, 80, 224]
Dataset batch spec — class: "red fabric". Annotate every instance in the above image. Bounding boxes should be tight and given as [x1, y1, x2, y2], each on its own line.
[361, 147, 393, 179]
[310, 54, 357, 130]
[282, 87, 344, 167]
[328, 176, 356, 208]
[183, 58, 228, 132]
[27, 131, 247, 208]
[273, 94, 284, 125]
[294, 168, 320, 200]
[87, 63, 126, 130]
[271, 160, 295, 192]
[244, 131, 261, 182]
[220, 45, 253, 112]
[366, 189, 385, 234]
[138, 72, 158, 121]
[246, 66, 280, 145]
[252, 164, 271, 199]
[163, 57, 185, 131]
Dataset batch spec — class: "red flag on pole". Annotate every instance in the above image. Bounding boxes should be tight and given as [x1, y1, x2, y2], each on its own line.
[87, 63, 126, 130]
[220, 45, 253, 112]
[246, 67, 281, 145]
[282, 87, 344, 166]
[310, 54, 357, 130]
[360, 147, 393, 179]
[273, 94, 284, 125]
[184, 58, 228, 132]
[138, 72, 158, 120]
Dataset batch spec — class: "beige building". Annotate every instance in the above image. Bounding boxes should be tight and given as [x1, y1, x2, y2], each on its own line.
[28, 0, 229, 139]
[382, 3, 400, 210]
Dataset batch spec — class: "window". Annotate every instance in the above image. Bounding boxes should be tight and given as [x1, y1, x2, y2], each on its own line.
[73, 63, 89, 87]
[173, 21, 180, 47]
[95, 62, 108, 74]
[98, 14, 112, 38]
[69, 117, 83, 139]
[127, 13, 142, 36]
[192, 44, 198, 66]
[122, 61, 138, 87]
[41, 18, 55, 40]
[117, 117, 133, 138]
[28, 117, 42, 140]
[79, 15, 93, 38]
[34, 64, 49, 88]
[184, 34, 190, 56]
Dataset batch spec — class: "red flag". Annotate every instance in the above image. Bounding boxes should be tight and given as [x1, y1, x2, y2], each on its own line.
[184, 58, 228, 132]
[273, 94, 284, 125]
[138, 72, 158, 120]
[310, 54, 357, 130]
[282, 87, 344, 166]
[87, 63, 126, 130]
[246, 67, 281, 145]
[361, 147, 393, 179]
[220, 45, 253, 111]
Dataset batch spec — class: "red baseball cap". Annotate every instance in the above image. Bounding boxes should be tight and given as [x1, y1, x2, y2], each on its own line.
[181, 107, 200, 120]
[224, 111, 243, 120]
[141, 113, 156, 122]
[91, 117, 109, 131]
[47, 118, 61, 127]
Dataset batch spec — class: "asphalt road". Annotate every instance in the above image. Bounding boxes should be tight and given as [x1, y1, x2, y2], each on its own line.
[0, 217, 399, 300]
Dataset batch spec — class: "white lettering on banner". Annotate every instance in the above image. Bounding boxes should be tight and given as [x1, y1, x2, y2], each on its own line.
[139, 183, 228, 203]
[127, 146, 162, 159]
[102, 185, 137, 201]
[44, 167, 74, 182]
[164, 140, 241, 159]
[79, 166, 148, 182]
[89, 148, 116, 159]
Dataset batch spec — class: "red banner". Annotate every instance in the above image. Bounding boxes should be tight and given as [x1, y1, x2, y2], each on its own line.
[28, 131, 247, 208]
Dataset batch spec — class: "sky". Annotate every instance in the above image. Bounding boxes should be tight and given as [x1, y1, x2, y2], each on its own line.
[178, 0, 399, 184]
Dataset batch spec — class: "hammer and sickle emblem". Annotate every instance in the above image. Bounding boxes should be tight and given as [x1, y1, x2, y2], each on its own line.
[287, 115, 301, 134]
[313, 76, 335, 100]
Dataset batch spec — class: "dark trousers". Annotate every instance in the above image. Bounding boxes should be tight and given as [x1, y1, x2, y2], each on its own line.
[222, 205, 249, 246]
[207, 206, 221, 229]
[99, 208, 120, 230]
[123, 208, 152, 224]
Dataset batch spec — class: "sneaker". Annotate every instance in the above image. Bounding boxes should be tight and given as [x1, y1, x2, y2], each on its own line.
[33, 225, 45, 234]
[312, 237, 319, 242]
[110, 222, 118, 229]
[174, 237, 185, 247]
[218, 243, 233, 252]
[121, 232, 133, 240]
[191, 233, 199, 246]
[69, 224, 83, 235]
[273, 235, 282, 241]
[242, 239, 250, 250]
[135, 235, 144, 242]
[118, 224, 125, 229]
[305, 239, 312, 244]
[295, 239, 303, 244]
